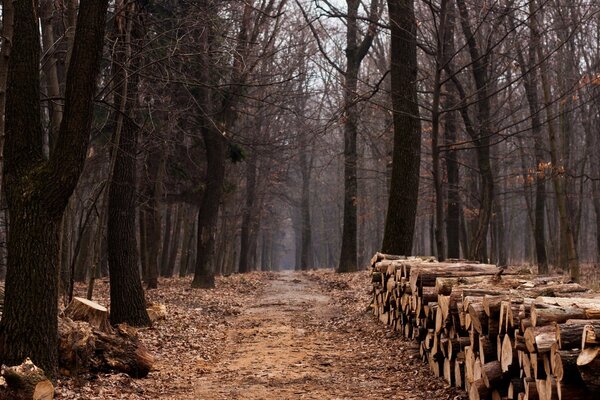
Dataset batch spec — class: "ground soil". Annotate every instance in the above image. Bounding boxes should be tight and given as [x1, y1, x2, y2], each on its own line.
[54, 270, 465, 399]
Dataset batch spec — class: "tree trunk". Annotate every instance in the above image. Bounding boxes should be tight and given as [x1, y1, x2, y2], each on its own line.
[40, 0, 63, 153]
[442, 2, 459, 260]
[159, 204, 173, 277]
[140, 148, 162, 289]
[165, 204, 183, 277]
[239, 155, 257, 273]
[382, 0, 421, 256]
[192, 126, 225, 288]
[0, 0, 108, 375]
[106, 0, 150, 326]
[533, 3, 579, 281]
[300, 145, 313, 270]
[512, 2, 548, 273]
[453, 0, 494, 262]
[445, 104, 460, 259]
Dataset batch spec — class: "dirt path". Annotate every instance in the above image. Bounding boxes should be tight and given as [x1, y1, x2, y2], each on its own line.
[191, 271, 462, 400]
[57, 271, 463, 399]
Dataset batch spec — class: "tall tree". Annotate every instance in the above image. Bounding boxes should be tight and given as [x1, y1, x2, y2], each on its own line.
[382, 0, 421, 256]
[338, 0, 380, 272]
[106, 0, 151, 326]
[0, 0, 14, 279]
[0, 0, 108, 374]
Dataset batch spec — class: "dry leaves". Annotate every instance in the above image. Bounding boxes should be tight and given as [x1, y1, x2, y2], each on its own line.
[54, 270, 464, 399]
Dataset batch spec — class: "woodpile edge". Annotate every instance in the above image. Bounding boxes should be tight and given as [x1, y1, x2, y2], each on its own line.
[370, 253, 600, 400]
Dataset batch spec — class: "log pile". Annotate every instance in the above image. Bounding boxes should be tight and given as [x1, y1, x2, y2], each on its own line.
[370, 252, 600, 400]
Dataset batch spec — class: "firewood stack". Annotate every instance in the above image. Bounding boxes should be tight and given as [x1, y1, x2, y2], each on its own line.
[370, 252, 600, 400]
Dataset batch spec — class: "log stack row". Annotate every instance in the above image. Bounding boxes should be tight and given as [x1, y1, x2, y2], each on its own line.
[370, 253, 600, 400]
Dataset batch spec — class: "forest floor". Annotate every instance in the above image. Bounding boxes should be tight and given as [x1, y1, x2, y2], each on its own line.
[57, 270, 466, 400]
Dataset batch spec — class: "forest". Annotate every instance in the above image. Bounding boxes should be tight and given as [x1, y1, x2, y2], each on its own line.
[1, 0, 600, 399]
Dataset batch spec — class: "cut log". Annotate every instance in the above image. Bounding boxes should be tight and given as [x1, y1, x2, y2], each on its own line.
[469, 378, 490, 400]
[409, 263, 502, 294]
[479, 335, 496, 364]
[1, 358, 54, 400]
[556, 319, 600, 349]
[94, 324, 154, 378]
[468, 301, 488, 335]
[482, 360, 503, 388]
[58, 318, 153, 378]
[551, 347, 581, 383]
[531, 303, 586, 327]
[524, 325, 557, 353]
[536, 297, 600, 319]
[501, 334, 518, 373]
[582, 323, 599, 348]
[63, 296, 112, 333]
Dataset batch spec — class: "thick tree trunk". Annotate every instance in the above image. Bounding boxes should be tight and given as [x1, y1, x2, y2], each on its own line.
[192, 127, 225, 288]
[0, 0, 109, 375]
[0, 0, 14, 281]
[442, 2, 459, 260]
[1, 209, 60, 374]
[382, 0, 421, 256]
[107, 1, 150, 326]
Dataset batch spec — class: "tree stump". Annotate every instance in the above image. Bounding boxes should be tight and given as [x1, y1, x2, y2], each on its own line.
[63, 297, 112, 333]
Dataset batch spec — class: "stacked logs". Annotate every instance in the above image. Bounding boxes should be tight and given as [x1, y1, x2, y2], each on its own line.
[370, 252, 600, 400]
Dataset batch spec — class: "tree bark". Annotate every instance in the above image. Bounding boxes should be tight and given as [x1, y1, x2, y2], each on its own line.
[159, 204, 173, 276]
[511, 2, 548, 273]
[40, 0, 63, 153]
[299, 138, 313, 270]
[0, 0, 108, 375]
[533, 3, 579, 280]
[191, 125, 225, 288]
[239, 154, 257, 273]
[382, 0, 421, 256]
[106, 0, 150, 326]
[165, 203, 183, 277]
[451, 0, 495, 262]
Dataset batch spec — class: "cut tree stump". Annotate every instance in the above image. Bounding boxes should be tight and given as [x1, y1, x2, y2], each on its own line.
[1, 358, 54, 400]
[63, 297, 112, 333]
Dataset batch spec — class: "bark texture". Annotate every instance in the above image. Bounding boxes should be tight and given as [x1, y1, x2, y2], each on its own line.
[106, 0, 151, 326]
[382, 0, 421, 256]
